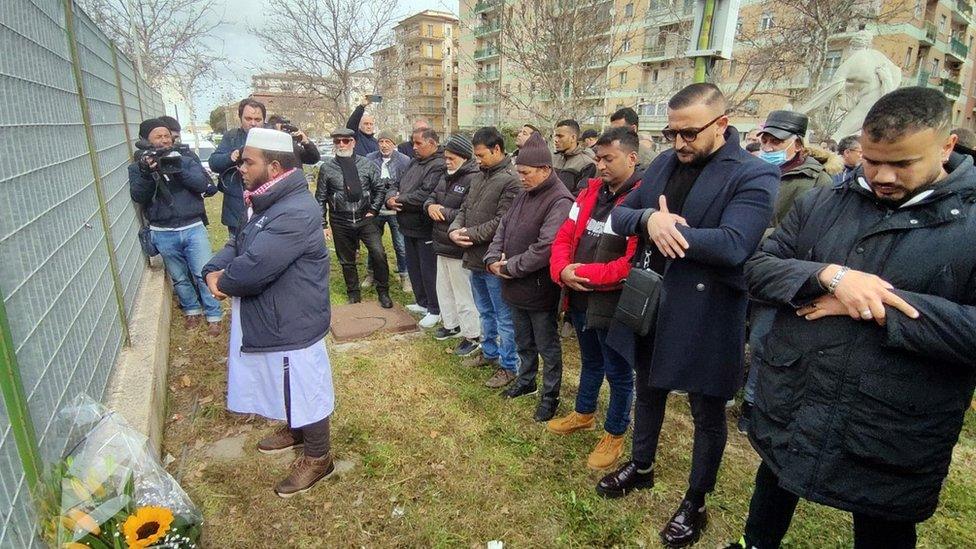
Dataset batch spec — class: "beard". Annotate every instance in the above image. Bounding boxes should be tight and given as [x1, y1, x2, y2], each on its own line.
[446, 166, 459, 175]
[335, 148, 354, 158]
[245, 167, 270, 191]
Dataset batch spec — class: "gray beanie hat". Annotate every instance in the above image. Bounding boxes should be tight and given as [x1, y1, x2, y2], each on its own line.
[444, 134, 474, 160]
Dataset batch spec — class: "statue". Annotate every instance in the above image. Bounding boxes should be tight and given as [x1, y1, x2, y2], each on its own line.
[799, 31, 902, 141]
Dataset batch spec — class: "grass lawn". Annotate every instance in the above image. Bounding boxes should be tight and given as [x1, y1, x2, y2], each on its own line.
[160, 193, 976, 548]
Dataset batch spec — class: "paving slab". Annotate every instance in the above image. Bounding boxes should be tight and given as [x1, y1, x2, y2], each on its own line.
[329, 301, 418, 342]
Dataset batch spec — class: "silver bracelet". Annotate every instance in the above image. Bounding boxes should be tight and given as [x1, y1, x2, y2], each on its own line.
[827, 266, 850, 294]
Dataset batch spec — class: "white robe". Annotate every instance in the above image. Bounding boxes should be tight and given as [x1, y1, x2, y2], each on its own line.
[226, 297, 334, 428]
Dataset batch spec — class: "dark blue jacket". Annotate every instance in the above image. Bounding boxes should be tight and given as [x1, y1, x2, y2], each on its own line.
[607, 128, 779, 398]
[202, 169, 331, 353]
[346, 105, 379, 157]
[128, 154, 209, 228]
[210, 128, 248, 230]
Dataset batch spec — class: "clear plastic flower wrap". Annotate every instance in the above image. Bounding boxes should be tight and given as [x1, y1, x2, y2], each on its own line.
[36, 394, 202, 548]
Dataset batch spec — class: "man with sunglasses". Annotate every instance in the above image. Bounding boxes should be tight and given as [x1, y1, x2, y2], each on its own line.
[315, 128, 393, 308]
[599, 83, 779, 547]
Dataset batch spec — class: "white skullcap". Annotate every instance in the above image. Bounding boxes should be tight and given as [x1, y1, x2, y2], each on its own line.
[245, 128, 294, 152]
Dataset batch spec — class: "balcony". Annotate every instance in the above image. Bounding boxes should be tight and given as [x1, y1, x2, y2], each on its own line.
[942, 78, 962, 98]
[915, 70, 932, 86]
[949, 37, 970, 61]
[473, 0, 500, 14]
[406, 69, 444, 80]
[474, 47, 500, 60]
[641, 37, 688, 62]
[474, 69, 500, 82]
[645, 0, 694, 22]
[474, 22, 501, 37]
[921, 22, 937, 45]
[953, 0, 973, 21]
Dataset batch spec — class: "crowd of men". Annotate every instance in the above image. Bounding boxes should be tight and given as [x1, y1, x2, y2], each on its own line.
[129, 83, 975, 547]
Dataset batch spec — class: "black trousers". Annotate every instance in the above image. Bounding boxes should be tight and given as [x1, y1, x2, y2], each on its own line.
[632, 365, 728, 494]
[331, 218, 389, 298]
[511, 305, 562, 400]
[403, 234, 439, 314]
[744, 461, 917, 549]
[283, 357, 332, 459]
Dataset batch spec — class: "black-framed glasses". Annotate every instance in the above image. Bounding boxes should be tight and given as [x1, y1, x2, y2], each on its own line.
[662, 114, 726, 143]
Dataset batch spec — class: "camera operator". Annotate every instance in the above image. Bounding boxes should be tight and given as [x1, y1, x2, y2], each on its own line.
[267, 114, 321, 165]
[159, 114, 217, 197]
[210, 98, 267, 237]
[128, 118, 223, 336]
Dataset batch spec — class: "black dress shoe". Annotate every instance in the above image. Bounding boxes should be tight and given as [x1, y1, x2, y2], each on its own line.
[737, 401, 754, 435]
[660, 499, 708, 548]
[595, 461, 654, 499]
[348, 294, 362, 304]
[378, 291, 393, 309]
[533, 398, 559, 422]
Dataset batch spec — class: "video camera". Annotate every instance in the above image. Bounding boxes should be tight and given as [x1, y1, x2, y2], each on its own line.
[135, 139, 183, 175]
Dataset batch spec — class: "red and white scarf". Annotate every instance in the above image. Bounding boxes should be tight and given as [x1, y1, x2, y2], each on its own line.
[244, 168, 297, 207]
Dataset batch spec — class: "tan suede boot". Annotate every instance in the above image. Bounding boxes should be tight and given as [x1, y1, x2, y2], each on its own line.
[274, 454, 335, 498]
[545, 411, 596, 435]
[587, 432, 626, 470]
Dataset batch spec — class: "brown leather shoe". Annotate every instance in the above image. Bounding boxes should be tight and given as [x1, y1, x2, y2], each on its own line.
[274, 454, 335, 498]
[184, 315, 202, 329]
[485, 368, 516, 388]
[258, 426, 303, 454]
[462, 353, 495, 368]
[206, 321, 222, 337]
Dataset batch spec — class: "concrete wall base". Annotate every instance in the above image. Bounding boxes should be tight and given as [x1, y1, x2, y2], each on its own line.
[104, 262, 171, 456]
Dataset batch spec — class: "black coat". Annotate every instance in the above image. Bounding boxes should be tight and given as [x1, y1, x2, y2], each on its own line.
[203, 169, 331, 353]
[448, 156, 521, 271]
[314, 155, 383, 227]
[608, 128, 780, 398]
[128, 154, 209, 228]
[424, 159, 479, 258]
[386, 149, 446, 238]
[744, 153, 976, 522]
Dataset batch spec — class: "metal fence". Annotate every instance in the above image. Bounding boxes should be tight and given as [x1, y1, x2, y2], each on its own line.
[0, 0, 164, 545]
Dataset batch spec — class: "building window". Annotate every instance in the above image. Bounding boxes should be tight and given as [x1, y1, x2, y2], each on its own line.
[625, 2, 634, 17]
[914, 0, 922, 18]
[619, 71, 628, 86]
[930, 58, 939, 76]
[426, 44, 434, 57]
[939, 14, 947, 34]
[823, 50, 843, 80]
[446, 25, 452, 37]
[904, 47, 913, 68]
[427, 24, 434, 36]
[623, 39, 631, 52]
[652, 69, 659, 83]
[736, 20, 743, 36]
[760, 12, 774, 31]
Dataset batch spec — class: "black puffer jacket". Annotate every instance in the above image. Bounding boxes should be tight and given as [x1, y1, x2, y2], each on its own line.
[744, 153, 976, 522]
[424, 159, 479, 258]
[386, 148, 446, 238]
[314, 154, 383, 228]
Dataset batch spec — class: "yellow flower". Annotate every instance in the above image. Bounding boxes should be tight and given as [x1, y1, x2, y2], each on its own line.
[83, 475, 106, 499]
[122, 506, 174, 548]
[69, 478, 93, 501]
[66, 509, 101, 536]
[62, 542, 91, 549]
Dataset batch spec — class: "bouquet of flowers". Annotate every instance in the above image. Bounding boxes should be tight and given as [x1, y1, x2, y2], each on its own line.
[36, 396, 202, 548]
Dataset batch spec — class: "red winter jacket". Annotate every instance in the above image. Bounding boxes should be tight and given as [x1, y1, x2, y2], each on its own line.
[549, 176, 640, 289]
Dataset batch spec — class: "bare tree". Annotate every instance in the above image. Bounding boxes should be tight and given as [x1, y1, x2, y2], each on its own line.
[78, 0, 222, 83]
[253, 0, 401, 129]
[171, 47, 224, 151]
[474, 0, 638, 127]
[722, 0, 913, 134]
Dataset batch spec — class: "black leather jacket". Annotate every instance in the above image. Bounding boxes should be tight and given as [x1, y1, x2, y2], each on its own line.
[314, 154, 383, 227]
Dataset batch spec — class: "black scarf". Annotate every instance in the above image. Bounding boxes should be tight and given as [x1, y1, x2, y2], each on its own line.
[337, 155, 362, 202]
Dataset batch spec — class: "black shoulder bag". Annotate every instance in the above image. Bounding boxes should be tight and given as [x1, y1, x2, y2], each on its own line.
[612, 246, 665, 337]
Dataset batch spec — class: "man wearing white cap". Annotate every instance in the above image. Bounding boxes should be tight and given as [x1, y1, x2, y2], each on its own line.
[203, 128, 336, 497]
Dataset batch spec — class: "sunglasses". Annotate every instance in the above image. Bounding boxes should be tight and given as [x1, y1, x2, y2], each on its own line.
[662, 114, 726, 143]
[332, 138, 354, 144]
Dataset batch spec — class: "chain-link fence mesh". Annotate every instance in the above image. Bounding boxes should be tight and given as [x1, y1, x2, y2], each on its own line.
[0, 0, 163, 545]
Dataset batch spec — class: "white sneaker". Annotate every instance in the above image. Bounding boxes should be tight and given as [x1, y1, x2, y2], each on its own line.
[406, 304, 427, 315]
[418, 313, 441, 329]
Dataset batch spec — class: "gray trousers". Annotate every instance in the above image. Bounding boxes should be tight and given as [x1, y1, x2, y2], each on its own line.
[511, 305, 563, 400]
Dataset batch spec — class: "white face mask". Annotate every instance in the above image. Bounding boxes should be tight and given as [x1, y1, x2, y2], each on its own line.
[335, 149, 354, 158]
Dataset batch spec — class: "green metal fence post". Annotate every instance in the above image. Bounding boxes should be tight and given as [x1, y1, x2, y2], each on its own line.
[110, 44, 134, 159]
[63, 0, 131, 345]
[0, 290, 42, 497]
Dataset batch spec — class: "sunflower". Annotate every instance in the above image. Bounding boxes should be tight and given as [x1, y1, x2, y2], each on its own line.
[122, 506, 174, 548]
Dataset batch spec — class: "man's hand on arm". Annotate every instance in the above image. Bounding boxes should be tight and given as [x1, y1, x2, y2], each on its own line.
[205, 270, 228, 300]
[646, 195, 689, 259]
[488, 253, 513, 279]
[386, 193, 403, 211]
[427, 203, 445, 222]
[795, 265, 920, 326]
[560, 263, 592, 292]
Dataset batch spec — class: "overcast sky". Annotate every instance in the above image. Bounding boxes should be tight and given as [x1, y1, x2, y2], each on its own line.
[194, 0, 458, 117]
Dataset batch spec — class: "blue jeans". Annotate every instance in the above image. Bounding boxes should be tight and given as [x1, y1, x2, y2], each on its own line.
[375, 214, 407, 273]
[570, 309, 634, 435]
[151, 224, 223, 322]
[744, 304, 777, 404]
[470, 269, 518, 373]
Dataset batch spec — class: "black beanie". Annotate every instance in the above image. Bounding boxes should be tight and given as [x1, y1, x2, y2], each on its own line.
[139, 118, 168, 139]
